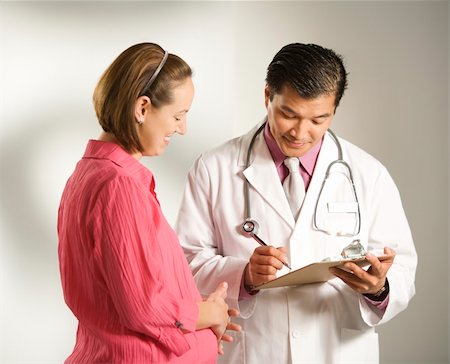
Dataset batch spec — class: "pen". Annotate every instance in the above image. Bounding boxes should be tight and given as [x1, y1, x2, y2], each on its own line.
[249, 232, 292, 270]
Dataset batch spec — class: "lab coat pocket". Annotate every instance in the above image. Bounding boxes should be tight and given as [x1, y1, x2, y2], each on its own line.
[219, 330, 245, 364]
[315, 166, 360, 236]
[339, 328, 378, 364]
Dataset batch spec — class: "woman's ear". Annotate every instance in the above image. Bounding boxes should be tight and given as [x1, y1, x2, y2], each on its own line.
[134, 96, 151, 125]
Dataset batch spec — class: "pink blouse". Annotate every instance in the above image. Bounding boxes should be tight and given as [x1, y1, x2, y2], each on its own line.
[58, 140, 217, 363]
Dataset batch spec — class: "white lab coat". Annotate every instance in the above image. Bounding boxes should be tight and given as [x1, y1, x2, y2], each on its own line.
[176, 123, 417, 364]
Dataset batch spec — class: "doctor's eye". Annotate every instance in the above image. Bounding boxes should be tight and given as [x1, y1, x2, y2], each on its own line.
[281, 111, 296, 119]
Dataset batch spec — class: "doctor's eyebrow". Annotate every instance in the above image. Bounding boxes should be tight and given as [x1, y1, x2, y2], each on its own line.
[313, 113, 331, 119]
[280, 105, 331, 119]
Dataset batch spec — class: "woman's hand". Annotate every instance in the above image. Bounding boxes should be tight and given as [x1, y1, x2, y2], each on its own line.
[197, 282, 241, 354]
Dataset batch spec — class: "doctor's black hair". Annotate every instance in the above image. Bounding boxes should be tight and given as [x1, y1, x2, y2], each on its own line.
[265, 43, 348, 108]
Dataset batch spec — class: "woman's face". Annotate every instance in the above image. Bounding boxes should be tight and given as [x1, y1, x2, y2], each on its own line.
[137, 77, 194, 157]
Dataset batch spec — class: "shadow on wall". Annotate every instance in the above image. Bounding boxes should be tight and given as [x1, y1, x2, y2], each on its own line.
[0, 109, 95, 359]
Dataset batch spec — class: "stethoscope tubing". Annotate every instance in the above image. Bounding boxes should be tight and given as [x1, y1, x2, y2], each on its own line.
[244, 122, 266, 221]
[241, 119, 360, 238]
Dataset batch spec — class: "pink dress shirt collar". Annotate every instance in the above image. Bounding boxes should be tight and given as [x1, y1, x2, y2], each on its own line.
[263, 122, 322, 188]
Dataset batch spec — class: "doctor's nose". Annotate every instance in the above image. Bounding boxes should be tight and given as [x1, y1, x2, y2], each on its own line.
[290, 120, 308, 139]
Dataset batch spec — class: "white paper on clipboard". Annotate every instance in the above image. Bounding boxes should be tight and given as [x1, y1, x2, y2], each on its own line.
[254, 254, 391, 290]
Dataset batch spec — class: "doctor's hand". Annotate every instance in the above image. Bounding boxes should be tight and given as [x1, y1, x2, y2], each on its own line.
[330, 247, 396, 296]
[244, 246, 288, 291]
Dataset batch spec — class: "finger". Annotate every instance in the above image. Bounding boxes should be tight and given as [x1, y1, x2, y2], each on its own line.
[209, 282, 228, 300]
[255, 246, 287, 263]
[344, 262, 383, 286]
[365, 252, 392, 277]
[367, 248, 395, 272]
[336, 273, 367, 292]
[251, 272, 277, 285]
[217, 281, 228, 297]
[250, 254, 285, 271]
[330, 266, 355, 281]
[226, 322, 241, 332]
[228, 308, 240, 317]
[218, 342, 224, 355]
[276, 247, 290, 266]
[332, 262, 368, 281]
[251, 263, 278, 276]
[244, 263, 274, 289]
[384, 246, 396, 258]
[340, 272, 386, 295]
[221, 333, 234, 343]
[332, 265, 388, 294]
[367, 252, 395, 278]
[277, 246, 287, 254]
[365, 252, 381, 269]
[330, 267, 370, 292]
[330, 267, 371, 290]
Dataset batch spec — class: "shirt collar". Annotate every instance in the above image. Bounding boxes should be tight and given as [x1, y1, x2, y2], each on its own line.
[263, 122, 322, 176]
[83, 139, 154, 189]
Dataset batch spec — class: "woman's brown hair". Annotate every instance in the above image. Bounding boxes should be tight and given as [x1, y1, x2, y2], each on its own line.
[93, 43, 192, 153]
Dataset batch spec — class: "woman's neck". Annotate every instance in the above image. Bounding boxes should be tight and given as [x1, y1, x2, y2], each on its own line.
[97, 132, 142, 160]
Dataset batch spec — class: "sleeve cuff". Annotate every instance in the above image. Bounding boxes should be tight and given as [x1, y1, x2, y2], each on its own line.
[172, 297, 199, 333]
[363, 279, 390, 302]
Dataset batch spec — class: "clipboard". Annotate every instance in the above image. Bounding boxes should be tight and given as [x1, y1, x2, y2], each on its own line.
[254, 254, 391, 290]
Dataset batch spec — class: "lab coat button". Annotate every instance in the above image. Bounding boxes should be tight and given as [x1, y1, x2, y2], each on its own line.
[291, 330, 300, 339]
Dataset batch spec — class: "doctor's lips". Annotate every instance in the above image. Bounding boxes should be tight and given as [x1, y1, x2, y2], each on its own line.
[284, 137, 308, 147]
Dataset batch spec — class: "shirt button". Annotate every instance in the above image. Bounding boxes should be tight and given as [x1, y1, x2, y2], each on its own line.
[291, 330, 300, 339]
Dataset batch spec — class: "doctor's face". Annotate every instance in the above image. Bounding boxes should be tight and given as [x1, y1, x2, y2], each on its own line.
[265, 85, 336, 158]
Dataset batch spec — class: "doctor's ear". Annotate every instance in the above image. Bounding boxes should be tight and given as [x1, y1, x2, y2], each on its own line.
[134, 96, 151, 125]
[264, 85, 270, 108]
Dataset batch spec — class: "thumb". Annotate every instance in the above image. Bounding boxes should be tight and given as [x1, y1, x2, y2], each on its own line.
[384, 246, 396, 258]
[213, 281, 228, 299]
[277, 246, 287, 254]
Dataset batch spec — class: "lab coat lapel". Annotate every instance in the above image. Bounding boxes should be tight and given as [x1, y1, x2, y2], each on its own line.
[242, 131, 295, 228]
[296, 132, 337, 226]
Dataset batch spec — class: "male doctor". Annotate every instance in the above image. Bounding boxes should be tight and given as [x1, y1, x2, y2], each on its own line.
[176, 43, 417, 364]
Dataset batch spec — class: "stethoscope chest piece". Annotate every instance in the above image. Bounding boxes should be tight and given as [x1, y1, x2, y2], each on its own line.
[241, 219, 270, 247]
[241, 219, 260, 237]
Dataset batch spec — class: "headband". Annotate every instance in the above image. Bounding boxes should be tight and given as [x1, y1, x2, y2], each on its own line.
[141, 50, 169, 95]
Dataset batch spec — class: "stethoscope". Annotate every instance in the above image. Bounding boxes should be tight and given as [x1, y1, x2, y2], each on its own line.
[241, 119, 361, 245]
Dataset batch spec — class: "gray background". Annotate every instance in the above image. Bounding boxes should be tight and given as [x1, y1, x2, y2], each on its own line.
[0, 1, 448, 363]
